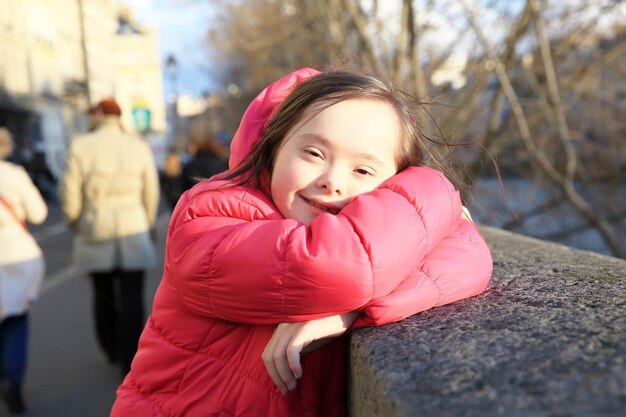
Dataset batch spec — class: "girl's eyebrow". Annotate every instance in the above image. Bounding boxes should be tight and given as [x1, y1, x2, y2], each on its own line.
[299, 133, 387, 166]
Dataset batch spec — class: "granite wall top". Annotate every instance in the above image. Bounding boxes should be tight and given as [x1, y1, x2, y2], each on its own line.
[349, 226, 625, 417]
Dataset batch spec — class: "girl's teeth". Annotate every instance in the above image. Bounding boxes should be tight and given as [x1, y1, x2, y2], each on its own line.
[308, 200, 337, 214]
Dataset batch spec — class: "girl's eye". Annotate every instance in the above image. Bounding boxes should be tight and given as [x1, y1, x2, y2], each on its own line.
[355, 168, 374, 176]
[304, 148, 323, 159]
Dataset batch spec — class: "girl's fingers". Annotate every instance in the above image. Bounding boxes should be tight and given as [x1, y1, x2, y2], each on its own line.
[287, 344, 303, 380]
[272, 333, 297, 391]
[262, 333, 287, 393]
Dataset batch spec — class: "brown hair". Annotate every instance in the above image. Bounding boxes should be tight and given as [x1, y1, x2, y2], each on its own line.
[94, 98, 122, 116]
[225, 70, 441, 189]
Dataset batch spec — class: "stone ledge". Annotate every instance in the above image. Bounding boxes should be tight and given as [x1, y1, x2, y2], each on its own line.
[348, 226, 625, 417]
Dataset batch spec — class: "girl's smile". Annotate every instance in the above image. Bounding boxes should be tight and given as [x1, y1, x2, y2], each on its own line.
[271, 98, 402, 226]
[299, 195, 341, 215]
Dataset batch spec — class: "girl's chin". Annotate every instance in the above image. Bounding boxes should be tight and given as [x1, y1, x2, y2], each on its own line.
[285, 199, 317, 225]
[292, 213, 314, 226]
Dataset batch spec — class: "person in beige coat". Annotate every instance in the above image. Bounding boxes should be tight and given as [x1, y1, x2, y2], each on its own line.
[60, 99, 159, 376]
[0, 127, 47, 414]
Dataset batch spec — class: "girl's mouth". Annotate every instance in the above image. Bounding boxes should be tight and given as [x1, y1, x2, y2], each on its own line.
[301, 196, 340, 215]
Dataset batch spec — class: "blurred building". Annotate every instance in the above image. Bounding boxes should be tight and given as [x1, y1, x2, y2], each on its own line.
[184, 93, 228, 146]
[0, 0, 166, 181]
[115, 6, 166, 135]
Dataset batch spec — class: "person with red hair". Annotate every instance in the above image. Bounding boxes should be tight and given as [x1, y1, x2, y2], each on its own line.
[60, 98, 160, 377]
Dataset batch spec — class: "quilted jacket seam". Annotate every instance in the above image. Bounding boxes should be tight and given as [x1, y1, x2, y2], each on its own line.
[281, 228, 296, 318]
[148, 317, 185, 350]
[147, 318, 290, 403]
[421, 266, 442, 307]
[206, 224, 226, 316]
[122, 377, 169, 417]
[343, 215, 375, 302]
[147, 318, 200, 394]
[381, 184, 430, 252]
[183, 187, 268, 225]
[202, 189, 271, 317]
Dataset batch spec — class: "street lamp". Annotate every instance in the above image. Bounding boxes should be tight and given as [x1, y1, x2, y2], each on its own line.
[165, 54, 183, 153]
[166, 54, 178, 98]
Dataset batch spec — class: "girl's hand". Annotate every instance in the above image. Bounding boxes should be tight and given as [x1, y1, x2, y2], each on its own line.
[262, 312, 359, 394]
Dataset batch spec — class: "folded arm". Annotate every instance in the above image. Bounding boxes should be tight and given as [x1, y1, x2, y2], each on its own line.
[352, 219, 493, 330]
[168, 167, 462, 324]
[262, 219, 492, 391]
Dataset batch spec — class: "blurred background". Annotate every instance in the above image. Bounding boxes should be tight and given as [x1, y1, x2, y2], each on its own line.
[1, 0, 624, 259]
[0, 1, 624, 413]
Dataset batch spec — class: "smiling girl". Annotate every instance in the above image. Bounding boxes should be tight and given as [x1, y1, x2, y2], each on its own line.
[111, 68, 492, 417]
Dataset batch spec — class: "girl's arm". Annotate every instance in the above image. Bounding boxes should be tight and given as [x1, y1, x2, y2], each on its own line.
[261, 219, 492, 392]
[168, 166, 462, 324]
[351, 219, 493, 330]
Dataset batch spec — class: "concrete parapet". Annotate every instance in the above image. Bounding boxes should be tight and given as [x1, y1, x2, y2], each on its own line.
[348, 226, 625, 417]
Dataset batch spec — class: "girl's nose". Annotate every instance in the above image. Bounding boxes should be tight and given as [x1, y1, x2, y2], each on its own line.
[316, 168, 344, 195]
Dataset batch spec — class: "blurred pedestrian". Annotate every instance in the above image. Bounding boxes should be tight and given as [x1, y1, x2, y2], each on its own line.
[159, 146, 183, 210]
[59, 98, 160, 377]
[181, 135, 228, 191]
[0, 127, 48, 414]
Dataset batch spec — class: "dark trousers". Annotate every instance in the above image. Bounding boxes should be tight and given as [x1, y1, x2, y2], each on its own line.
[90, 269, 144, 375]
[0, 314, 28, 387]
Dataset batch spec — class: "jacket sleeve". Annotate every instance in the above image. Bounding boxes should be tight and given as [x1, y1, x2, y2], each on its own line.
[168, 167, 462, 324]
[351, 219, 493, 330]
[140, 142, 160, 227]
[59, 143, 83, 228]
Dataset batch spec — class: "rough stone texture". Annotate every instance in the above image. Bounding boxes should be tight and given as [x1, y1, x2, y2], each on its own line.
[348, 226, 626, 417]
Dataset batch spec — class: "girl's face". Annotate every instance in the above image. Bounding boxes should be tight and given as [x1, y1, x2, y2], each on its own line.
[271, 98, 402, 226]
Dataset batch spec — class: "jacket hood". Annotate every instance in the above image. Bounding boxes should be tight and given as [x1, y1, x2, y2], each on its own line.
[228, 67, 321, 170]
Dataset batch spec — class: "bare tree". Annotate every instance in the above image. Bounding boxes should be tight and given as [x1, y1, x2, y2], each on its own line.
[459, 0, 624, 257]
[205, 0, 626, 257]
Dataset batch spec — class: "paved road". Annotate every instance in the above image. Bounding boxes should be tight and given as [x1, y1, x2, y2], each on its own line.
[3, 201, 170, 417]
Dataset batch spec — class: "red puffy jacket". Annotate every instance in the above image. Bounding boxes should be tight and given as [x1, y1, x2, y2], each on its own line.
[111, 68, 492, 417]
